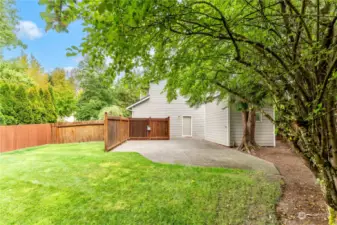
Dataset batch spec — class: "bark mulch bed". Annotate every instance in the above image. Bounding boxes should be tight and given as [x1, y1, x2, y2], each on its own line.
[255, 141, 328, 225]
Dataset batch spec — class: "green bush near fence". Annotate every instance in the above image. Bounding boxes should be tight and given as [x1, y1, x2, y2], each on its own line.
[0, 142, 281, 224]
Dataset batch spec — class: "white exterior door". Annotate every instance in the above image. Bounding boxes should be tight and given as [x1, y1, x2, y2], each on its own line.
[182, 116, 192, 136]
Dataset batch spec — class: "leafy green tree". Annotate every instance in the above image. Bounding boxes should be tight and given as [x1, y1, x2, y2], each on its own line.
[0, 0, 23, 50]
[74, 58, 116, 120]
[41, 0, 337, 214]
[228, 79, 269, 152]
[115, 78, 147, 108]
[0, 58, 34, 85]
[24, 55, 49, 89]
[76, 93, 112, 120]
[49, 68, 77, 117]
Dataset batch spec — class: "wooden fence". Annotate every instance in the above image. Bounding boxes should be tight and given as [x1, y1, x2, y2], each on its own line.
[53, 121, 104, 144]
[104, 114, 129, 151]
[0, 124, 52, 153]
[1, 116, 170, 153]
[104, 115, 170, 151]
[0, 121, 104, 153]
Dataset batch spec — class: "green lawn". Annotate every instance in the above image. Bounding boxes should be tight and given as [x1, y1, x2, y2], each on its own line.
[0, 142, 280, 225]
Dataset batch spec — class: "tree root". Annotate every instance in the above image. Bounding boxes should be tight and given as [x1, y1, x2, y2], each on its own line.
[237, 141, 260, 155]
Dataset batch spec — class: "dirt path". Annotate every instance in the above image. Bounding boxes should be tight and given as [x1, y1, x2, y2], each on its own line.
[256, 141, 328, 225]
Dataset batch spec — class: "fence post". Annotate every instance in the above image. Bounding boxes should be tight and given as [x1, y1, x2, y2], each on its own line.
[55, 123, 60, 144]
[127, 118, 130, 140]
[104, 112, 108, 151]
[119, 116, 122, 143]
[51, 123, 55, 144]
[167, 116, 170, 140]
[149, 117, 152, 140]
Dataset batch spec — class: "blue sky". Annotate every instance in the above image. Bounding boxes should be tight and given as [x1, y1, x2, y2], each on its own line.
[2, 0, 84, 72]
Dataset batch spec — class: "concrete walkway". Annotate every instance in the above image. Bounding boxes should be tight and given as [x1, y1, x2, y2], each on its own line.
[113, 138, 279, 176]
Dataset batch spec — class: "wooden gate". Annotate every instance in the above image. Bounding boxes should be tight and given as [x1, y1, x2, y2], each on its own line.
[129, 117, 170, 140]
[104, 115, 170, 151]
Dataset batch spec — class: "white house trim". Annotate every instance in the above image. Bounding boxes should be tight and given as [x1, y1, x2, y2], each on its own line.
[126, 96, 150, 110]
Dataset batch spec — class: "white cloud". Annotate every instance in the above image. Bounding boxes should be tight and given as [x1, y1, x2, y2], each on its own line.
[16, 21, 43, 40]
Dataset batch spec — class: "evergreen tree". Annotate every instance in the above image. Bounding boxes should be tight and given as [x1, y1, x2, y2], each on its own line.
[40, 88, 57, 123]
[27, 87, 45, 124]
[0, 83, 17, 125]
[13, 85, 33, 124]
[50, 68, 77, 117]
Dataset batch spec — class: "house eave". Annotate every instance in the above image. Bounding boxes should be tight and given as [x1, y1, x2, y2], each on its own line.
[126, 96, 150, 110]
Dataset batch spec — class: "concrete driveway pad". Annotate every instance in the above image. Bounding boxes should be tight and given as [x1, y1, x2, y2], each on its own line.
[113, 138, 279, 176]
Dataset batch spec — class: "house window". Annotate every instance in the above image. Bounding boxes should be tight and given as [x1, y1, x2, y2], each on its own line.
[256, 112, 262, 122]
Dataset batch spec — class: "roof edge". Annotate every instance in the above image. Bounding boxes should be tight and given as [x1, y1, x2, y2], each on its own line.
[126, 96, 150, 110]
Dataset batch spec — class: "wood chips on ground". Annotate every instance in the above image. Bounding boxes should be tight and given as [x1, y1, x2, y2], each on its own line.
[256, 141, 328, 225]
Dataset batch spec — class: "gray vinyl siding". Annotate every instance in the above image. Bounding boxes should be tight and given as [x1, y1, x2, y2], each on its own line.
[130, 80, 275, 146]
[204, 101, 229, 146]
[230, 106, 275, 147]
[131, 81, 205, 138]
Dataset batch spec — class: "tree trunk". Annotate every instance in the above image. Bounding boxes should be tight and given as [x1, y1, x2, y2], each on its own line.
[238, 109, 259, 154]
[248, 109, 258, 147]
[280, 106, 337, 220]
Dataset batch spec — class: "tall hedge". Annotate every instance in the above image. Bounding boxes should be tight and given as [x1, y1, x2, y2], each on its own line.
[0, 83, 57, 125]
[40, 88, 57, 123]
[28, 87, 44, 123]
[13, 85, 34, 124]
[0, 83, 17, 125]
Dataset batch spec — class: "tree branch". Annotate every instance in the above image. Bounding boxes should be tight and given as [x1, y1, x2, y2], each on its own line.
[192, 1, 241, 59]
[284, 0, 313, 44]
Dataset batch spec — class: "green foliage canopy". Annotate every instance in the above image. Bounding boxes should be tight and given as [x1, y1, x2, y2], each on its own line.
[0, 0, 23, 50]
[49, 68, 77, 117]
[41, 0, 337, 211]
[74, 58, 116, 120]
[0, 58, 34, 85]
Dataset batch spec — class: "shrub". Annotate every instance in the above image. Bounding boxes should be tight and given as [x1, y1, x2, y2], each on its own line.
[98, 105, 126, 119]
